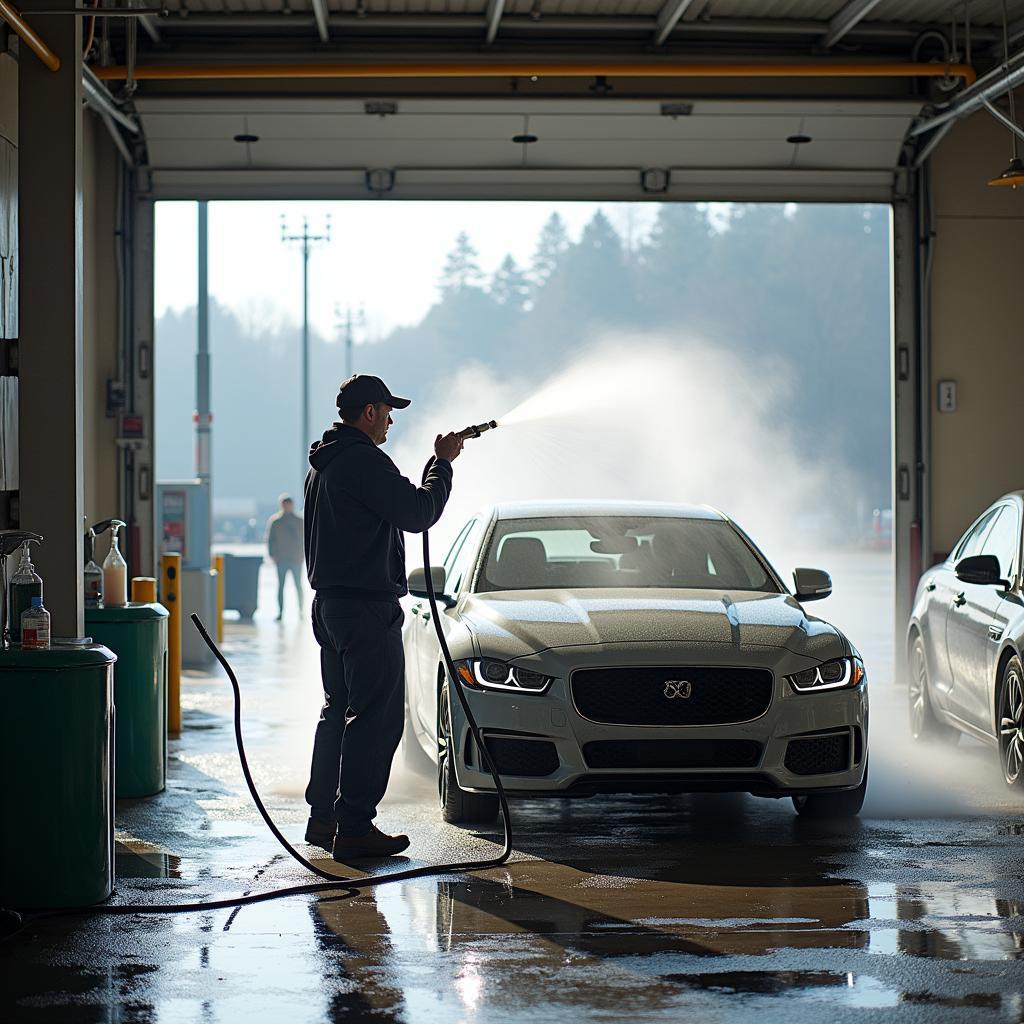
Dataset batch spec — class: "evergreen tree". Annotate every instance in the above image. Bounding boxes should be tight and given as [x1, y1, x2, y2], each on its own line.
[439, 231, 483, 295]
[490, 254, 530, 310]
[530, 213, 570, 289]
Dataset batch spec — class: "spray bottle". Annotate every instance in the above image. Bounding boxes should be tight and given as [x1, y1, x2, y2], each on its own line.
[8, 538, 43, 643]
[102, 520, 128, 607]
[83, 520, 104, 609]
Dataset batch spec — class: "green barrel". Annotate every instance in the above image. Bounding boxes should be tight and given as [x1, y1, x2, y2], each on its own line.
[0, 643, 116, 908]
[86, 603, 169, 798]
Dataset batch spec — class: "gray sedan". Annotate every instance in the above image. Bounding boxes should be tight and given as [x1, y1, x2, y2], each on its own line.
[403, 501, 868, 823]
[908, 492, 1024, 787]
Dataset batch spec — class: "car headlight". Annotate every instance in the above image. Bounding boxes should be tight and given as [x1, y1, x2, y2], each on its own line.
[454, 659, 554, 694]
[787, 656, 865, 693]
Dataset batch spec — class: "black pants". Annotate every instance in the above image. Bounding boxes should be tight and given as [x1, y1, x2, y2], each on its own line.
[305, 595, 406, 835]
[275, 561, 304, 617]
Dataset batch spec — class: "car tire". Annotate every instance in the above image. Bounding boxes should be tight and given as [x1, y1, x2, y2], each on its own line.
[792, 764, 867, 818]
[997, 654, 1024, 789]
[908, 633, 960, 745]
[438, 684, 500, 825]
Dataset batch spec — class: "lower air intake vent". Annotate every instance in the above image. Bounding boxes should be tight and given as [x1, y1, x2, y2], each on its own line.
[785, 732, 850, 776]
[485, 737, 559, 778]
[584, 739, 762, 770]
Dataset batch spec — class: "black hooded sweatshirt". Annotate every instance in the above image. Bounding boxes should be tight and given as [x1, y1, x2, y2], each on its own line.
[303, 423, 453, 600]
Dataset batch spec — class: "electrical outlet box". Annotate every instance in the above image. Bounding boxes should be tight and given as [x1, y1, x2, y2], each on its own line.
[938, 380, 957, 413]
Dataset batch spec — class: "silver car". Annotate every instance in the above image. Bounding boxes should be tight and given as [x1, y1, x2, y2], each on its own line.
[403, 501, 869, 823]
[908, 492, 1024, 788]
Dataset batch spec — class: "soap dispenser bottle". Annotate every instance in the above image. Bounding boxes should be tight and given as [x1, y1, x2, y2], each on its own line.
[102, 520, 128, 607]
[84, 521, 104, 609]
[9, 539, 43, 643]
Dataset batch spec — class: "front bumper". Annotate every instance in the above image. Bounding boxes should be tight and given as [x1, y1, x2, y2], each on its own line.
[450, 645, 868, 798]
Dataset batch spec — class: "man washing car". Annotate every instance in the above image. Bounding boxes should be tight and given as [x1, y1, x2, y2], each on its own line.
[303, 374, 464, 860]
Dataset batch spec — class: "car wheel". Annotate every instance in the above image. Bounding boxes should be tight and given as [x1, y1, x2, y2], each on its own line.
[792, 763, 868, 819]
[908, 634, 960, 745]
[438, 684, 500, 825]
[997, 655, 1024, 789]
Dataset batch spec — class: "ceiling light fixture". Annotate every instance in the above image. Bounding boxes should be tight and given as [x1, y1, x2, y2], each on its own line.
[233, 133, 259, 143]
[988, 156, 1024, 187]
[787, 134, 812, 144]
[512, 133, 538, 144]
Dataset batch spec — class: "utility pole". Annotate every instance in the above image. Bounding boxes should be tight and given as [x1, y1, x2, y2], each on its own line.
[281, 215, 331, 486]
[334, 304, 366, 378]
[196, 201, 212, 560]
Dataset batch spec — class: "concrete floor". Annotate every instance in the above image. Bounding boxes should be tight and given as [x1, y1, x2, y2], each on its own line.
[4, 551, 1024, 1022]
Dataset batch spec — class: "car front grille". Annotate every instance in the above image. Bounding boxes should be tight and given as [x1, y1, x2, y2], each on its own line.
[784, 732, 851, 776]
[583, 739, 762, 770]
[571, 667, 774, 726]
[484, 736, 560, 778]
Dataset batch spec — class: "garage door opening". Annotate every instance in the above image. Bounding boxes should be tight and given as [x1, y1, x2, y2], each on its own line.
[153, 197, 897, 795]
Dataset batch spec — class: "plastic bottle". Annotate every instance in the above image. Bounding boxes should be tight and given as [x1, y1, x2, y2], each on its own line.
[103, 522, 128, 607]
[20, 596, 50, 650]
[9, 540, 42, 643]
[84, 525, 104, 609]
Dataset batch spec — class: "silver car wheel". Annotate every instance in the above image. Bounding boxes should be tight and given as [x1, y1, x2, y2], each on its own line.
[437, 686, 452, 809]
[999, 659, 1024, 787]
[909, 639, 928, 740]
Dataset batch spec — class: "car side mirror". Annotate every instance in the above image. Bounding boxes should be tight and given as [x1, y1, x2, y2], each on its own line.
[408, 566, 454, 606]
[793, 567, 832, 602]
[955, 554, 1009, 589]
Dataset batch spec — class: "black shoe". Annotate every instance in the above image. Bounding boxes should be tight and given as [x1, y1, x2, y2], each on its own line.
[304, 816, 337, 851]
[333, 825, 410, 861]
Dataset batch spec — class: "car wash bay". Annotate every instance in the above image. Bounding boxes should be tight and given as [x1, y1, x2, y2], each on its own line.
[3, 1, 1024, 1019]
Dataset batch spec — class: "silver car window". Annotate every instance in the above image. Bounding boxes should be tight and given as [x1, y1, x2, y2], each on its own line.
[478, 516, 777, 593]
[442, 520, 474, 585]
[954, 509, 1000, 562]
[447, 519, 483, 596]
[980, 506, 1019, 581]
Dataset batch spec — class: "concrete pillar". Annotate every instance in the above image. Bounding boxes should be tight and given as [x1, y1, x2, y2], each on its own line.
[17, 0, 84, 636]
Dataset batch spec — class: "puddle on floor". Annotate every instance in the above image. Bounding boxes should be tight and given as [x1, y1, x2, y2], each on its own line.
[669, 971, 899, 1007]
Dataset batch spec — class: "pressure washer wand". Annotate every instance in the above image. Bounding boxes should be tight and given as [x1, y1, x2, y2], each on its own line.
[456, 419, 498, 440]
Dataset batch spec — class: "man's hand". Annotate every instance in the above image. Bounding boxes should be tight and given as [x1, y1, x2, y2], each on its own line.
[434, 432, 465, 463]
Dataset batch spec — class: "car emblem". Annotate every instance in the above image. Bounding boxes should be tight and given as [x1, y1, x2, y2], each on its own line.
[663, 680, 692, 700]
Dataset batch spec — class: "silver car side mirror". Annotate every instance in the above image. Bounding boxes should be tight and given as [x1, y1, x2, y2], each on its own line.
[408, 566, 452, 605]
[793, 567, 832, 602]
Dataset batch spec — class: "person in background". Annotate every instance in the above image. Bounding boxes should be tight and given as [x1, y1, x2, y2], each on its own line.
[265, 494, 305, 621]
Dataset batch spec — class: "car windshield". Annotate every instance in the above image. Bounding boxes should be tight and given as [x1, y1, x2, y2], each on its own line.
[477, 516, 777, 593]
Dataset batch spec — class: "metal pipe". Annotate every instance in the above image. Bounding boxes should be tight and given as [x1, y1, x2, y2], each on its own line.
[0, 0, 60, 71]
[983, 97, 1024, 144]
[909, 48, 1024, 135]
[93, 60, 977, 84]
[911, 117, 955, 167]
[82, 66, 139, 133]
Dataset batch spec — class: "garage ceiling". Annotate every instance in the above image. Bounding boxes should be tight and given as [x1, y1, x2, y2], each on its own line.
[103, 0, 1023, 200]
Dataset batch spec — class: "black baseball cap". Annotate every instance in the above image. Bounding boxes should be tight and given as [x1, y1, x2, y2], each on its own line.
[336, 374, 411, 411]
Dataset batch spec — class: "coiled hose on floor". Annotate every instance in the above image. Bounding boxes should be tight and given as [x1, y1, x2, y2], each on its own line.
[0, 454, 511, 937]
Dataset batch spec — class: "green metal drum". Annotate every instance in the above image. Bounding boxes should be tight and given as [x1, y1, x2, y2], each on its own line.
[86, 603, 169, 798]
[0, 643, 116, 909]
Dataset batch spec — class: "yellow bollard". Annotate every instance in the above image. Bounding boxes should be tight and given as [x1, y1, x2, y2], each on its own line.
[131, 576, 157, 604]
[160, 553, 182, 736]
[213, 553, 225, 644]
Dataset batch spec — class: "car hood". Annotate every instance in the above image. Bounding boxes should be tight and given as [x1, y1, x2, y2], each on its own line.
[459, 588, 845, 661]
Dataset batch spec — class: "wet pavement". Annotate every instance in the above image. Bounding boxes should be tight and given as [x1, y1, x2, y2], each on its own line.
[4, 550, 1024, 1022]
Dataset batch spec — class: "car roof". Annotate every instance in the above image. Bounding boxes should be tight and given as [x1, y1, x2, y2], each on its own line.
[489, 500, 726, 521]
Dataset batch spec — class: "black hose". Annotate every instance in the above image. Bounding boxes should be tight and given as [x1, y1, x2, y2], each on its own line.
[2, 459, 511, 939]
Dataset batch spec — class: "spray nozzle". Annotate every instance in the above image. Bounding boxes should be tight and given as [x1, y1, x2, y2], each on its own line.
[0, 531, 43, 559]
[90, 518, 126, 537]
[457, 420, 499, 440]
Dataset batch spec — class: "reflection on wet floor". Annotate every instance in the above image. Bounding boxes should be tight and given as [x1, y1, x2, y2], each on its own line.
[5, 555, 1024, 1022]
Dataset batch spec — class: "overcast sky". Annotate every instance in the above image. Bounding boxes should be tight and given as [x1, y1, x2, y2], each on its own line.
[154, 200, 659, 344]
